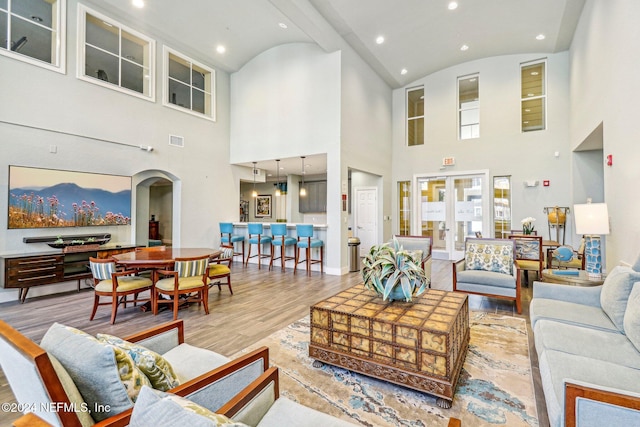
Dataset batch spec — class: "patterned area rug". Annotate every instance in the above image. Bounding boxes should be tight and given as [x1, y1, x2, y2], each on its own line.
[235, 312, 538, 427]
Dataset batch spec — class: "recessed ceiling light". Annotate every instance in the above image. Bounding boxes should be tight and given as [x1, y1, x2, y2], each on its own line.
[279, 22, 288, 29]
[400, 68, 408, 75]
[460, 44, 469, 51]
[31, 15, 43, 22]
[132, 0, 144, 8]
[216, 45, 226, 54]
[523, 121, 530, 124]
[531, 71, 539, 76]
[525, 109, 531, 112]
[470, 78, 476, 82]
[527, 93, 535, 97]
[376, 35, 385, 44]
[448, 2, 458, 10]
[536, 34, 546, 40]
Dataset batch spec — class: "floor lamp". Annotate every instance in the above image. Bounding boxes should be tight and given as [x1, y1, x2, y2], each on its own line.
[573, 201, 610, 278]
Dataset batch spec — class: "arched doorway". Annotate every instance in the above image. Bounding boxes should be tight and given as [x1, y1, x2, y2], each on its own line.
[133, 170, 180, 247]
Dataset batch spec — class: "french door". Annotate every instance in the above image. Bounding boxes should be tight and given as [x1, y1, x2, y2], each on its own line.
[415, 171, 489, 260]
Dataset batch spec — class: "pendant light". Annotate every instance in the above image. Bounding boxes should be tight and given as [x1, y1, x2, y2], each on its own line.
[275, 159, 281, 196]
[299, 156, 307, 197]
[251, 162, 258, 198]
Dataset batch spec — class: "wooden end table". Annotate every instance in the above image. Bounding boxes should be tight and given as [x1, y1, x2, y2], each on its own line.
[541, 269, 605, 286]
[309, 285, 469, 408]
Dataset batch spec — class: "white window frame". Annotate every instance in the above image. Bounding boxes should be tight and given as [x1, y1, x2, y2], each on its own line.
[0, 0, 66, 73]
[406, 86, 424, 146]
[163, 46, 216, 121]
[76, 4, 155, 101]
[520, 58, 546, 132]
[457, 73, 480, 140]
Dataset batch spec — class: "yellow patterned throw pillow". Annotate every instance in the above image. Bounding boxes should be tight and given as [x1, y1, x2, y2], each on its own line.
[129, 386, 250, 427]
[97, 333, 180, 391]
[465, 243, 513, 275]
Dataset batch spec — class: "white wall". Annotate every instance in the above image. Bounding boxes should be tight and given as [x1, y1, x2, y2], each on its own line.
[0, 0, 236, 301]
[230, 43, 341, 163]
[391, 52, 573, 246]
[569, 0, 640, 266]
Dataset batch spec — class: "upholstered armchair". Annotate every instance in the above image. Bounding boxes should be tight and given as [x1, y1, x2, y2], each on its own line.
[154, 255, 210, 320]
[392, 235, 433, 283]
[452, 237, 522, 313]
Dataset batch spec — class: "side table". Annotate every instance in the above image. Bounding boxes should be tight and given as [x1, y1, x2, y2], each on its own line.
[540, 269, 605, 286]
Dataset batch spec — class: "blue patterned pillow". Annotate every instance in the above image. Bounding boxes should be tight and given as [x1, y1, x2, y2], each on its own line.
[465, 243, 513, 275]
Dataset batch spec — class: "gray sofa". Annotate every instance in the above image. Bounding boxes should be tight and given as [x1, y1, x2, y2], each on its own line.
[530, 265, 640, 427]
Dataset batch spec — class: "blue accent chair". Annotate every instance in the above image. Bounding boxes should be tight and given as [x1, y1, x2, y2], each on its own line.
[269, 223, 297, 271]
[294, 224, 324, 275]
[220, 222, 245, 262]
[246, 223, 272, 269]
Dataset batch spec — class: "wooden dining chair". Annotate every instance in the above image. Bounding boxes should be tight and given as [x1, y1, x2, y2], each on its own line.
[89, 257, 153, 324]
[209, 245, 233, 294]
[153, 255, 210, 320]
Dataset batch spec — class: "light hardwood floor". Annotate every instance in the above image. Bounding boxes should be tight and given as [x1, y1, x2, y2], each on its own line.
[0, 259, 548, 427]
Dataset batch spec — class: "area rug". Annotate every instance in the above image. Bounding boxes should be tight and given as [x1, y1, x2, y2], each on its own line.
[234, 312, 538, 426]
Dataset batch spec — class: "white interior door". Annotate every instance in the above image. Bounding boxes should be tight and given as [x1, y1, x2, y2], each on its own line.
[354, 187, 378, 256]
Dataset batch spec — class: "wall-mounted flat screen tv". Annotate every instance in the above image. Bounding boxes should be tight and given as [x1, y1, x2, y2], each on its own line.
[8, 165, 132, 229]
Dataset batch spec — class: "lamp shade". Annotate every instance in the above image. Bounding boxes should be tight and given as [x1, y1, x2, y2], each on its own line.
[573, 203, 610, 235]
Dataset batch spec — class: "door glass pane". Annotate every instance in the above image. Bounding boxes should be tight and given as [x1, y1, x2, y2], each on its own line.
[419, 178, 446, 252]
[493, 177, 511, 238]
[398, 181, 411, 235]
[453, 177, 483, 252]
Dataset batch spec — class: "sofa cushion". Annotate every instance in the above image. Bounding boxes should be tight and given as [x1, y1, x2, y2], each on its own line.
[538, 349, 640, 427]
[162, 343, 230, 383]
[256, 396, 358, 427]
[465, 242, 513, 275]
[624, 283, 640, 353]
[456, 269, 515, 288]
[529, 298, 618, 332]
[534, 320, 640, 370]
[600, 266, 640, 331]
[40, 323, 151, 422]
[129, 386, 248, 427]
[97, 333, 180, 391]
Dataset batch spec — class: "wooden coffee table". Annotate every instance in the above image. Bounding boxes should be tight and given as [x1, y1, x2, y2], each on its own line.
[309, 285, 469, 408]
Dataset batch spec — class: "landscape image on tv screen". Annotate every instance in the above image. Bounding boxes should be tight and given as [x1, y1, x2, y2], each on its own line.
[8, 166, 132, 229]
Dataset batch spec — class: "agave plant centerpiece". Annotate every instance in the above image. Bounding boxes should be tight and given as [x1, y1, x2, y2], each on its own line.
[362, 238, 430, 302]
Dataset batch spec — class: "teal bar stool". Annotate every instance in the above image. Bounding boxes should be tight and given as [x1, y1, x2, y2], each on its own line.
[246, 223, 272, 269]
[220, 222, 245, 262]
[294, 224, 324, 275]
[269, 223, 297, 271]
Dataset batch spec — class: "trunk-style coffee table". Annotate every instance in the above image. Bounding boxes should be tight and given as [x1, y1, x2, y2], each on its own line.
[309, 285, 469, 408]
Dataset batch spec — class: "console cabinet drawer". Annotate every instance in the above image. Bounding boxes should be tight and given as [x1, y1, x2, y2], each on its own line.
[5, 256, 64, 288]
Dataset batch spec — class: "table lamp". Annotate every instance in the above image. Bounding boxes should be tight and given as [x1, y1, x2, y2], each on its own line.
[573, 200, 610, 278]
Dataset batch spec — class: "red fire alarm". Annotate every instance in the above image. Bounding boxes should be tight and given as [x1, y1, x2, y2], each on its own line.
[543, 180, 550, 187]
[606, 154, 613, 166]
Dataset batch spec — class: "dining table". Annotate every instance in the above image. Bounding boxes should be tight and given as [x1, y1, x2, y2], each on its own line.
[112, 247, 222, 269]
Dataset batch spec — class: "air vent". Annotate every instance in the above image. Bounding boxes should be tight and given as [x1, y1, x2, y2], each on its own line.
[169, 134, 184, 147]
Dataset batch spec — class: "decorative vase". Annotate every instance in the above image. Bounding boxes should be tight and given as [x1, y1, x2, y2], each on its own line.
[386, 285, 412, 302]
